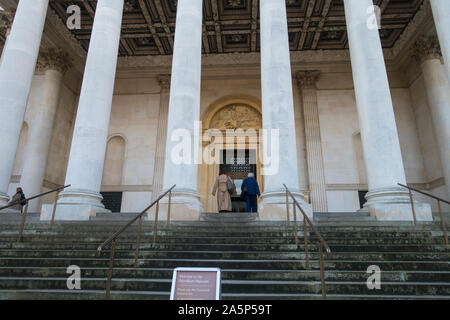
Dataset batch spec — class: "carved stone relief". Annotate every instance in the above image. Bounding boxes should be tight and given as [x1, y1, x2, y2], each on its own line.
[209, 104, 261, 130]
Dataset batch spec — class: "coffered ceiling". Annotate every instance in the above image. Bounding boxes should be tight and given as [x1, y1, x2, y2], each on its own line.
[48, 0, 424, 56]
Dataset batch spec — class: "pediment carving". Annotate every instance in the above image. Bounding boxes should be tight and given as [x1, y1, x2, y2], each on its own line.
[209, 104, 261, 130]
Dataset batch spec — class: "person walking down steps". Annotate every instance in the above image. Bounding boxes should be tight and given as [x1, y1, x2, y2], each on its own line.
[212, 170, 235, 213]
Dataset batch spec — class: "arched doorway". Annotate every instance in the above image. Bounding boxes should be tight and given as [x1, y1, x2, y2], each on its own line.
[198, 97, 264, 212]
[101, 135, 126, 212]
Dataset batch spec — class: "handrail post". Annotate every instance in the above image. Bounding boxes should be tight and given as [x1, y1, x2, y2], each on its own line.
[303, 216, 310, 270]
[134, 216, 143, 268]
[18, 201, 29, 242]
[167, 191, 172, 227]
[106, 239, 116, 300]
[285, 190, 290, 227]
[293, 203, 298, 247]
[408, 189, 417, 226]
[51, 191, 60, 225]
[284, 184, 331, 300]
[437, 200, 449, 246]
[95, 184, 176, 300]
[153, 201, 160, 244]
[318, 241, 326, 300]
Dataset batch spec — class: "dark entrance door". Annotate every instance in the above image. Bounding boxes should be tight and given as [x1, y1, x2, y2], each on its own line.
[101, 192, 123, 212]
[358, 190, 368, 209]
[220, 149, 257, 212]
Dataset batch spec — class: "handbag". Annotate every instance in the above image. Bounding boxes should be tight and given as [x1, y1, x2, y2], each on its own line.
[20, 193, 27, 206]
[226, 178, 233, 194]
[241, 185, 248, 199]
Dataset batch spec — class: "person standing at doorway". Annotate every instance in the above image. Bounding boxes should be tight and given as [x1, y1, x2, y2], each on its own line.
[241, 173, 260, 213]
[212, 170, 235, 213]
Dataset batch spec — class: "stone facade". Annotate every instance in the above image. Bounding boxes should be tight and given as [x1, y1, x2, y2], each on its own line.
[0, 0, 449, 220]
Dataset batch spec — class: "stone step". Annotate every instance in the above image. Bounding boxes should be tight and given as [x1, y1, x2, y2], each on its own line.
[314, 216, 377, 222]
[1, 249, 449, 261]
[2, 219, 446, 228]
[0, 236, 444, 251]
[0, 227, 445, 237]
[0, 257, 448, 271]
[200, 212, 259, 222]
[1, 236, 447, 246]
[2, 277, 450, 296]
[314, 212, 372, 217]
[0, 230, 443, 242]
[3, 221, 439, 230]
[1, 266, 449, 282]
[313, 212, 377, 222]
[1, 217, 448, 229]
[0, 242, 447, 253]
[2, 289, 449, 300]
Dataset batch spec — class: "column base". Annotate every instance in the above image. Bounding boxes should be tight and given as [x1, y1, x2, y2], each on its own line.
[40, 188, 110, 221]
[259, 190, 313, 221]
[147, 189, 204, 222]
[1, 208, 21, 214]
[364, 187, 433, 221]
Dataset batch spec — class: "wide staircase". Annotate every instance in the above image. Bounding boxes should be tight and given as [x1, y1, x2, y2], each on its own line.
[0, 211, 449, 300]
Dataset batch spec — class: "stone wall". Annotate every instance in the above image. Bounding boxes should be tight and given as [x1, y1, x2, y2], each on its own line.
[9, 62, 448, 213]
[409, 74, 450, 211]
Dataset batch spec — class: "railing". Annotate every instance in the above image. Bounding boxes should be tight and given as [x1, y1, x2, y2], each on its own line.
[284, 184, 331, 300]
[399, 183, 449, 246]
[0, 184, 71, 242]
[96, 184, 176, 300]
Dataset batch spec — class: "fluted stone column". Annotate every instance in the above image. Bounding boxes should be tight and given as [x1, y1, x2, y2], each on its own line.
[259, 0, 312, 219]
[160, 0, 204, 220]
[430, 0, 450, 83]
[151, 75, 170, 202]
[20, 49, 72, 212]
[0, 0, 49, 208]
[414, 36, 450, 199]
[296, 71, 328, 213]
[42, 0, 124, 220]
[344, 0, 432, 220]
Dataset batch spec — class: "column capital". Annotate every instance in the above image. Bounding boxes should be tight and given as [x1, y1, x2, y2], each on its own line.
[295, 70, 320, 89]
[36, 48, 73, 74]
[413, 35, 442, 64]
[157, 74, 171, 92]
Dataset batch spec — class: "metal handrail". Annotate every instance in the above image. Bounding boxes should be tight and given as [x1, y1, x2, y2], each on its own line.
[398, 183, 448, 246]
[283, 184, 331, 300]
[0, 184, 71, 242]
[96, 184, 176, 300]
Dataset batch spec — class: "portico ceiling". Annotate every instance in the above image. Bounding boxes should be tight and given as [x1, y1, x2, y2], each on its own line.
[49, 0, 423, 56]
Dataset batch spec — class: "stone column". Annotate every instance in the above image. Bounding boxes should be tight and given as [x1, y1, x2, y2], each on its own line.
[0, 0, 49, 208]
[259, 0, 312, 220]
[20, 49, 72, 212]
[159, 0, 204, 221]
[151, 75, 170, 202]
[42, 0, 124, 220]
[344, 0, 432, 220]
[413, 36, 450, 199]
[430, 0, 450, 83]
[296, 71, 328, 213]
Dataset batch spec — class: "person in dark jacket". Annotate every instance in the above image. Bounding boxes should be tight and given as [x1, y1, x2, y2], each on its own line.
[241, 173, 260, 213]
[8, 187, 26, 213]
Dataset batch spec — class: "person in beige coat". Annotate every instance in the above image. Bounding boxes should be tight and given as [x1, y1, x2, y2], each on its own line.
[212, 171, 235, 213]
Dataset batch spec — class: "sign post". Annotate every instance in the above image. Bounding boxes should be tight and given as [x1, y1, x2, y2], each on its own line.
[170, 268, 221, 300]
